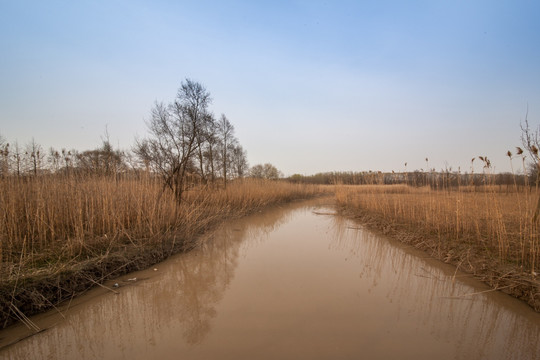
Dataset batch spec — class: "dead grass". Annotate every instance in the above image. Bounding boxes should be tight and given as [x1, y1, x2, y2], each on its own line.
[336, 183, 540, 310]
[0, 175, 329, 328]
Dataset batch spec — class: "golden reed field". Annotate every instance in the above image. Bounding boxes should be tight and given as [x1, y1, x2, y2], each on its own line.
[0, 175, 327, 279]
[0, 174, 328, 327]
[2, 166, 540, 325]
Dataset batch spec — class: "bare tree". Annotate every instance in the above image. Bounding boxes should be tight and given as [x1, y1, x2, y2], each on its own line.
[520, 111, 540, 183]
[76, 147, 124, 177]
[61, 148, 75, 174]
[194, 113, 217, 183]
[135, 79, 211, 203]
[216, 114, 235, 188]
[0, 134, 8, 177]
[250, 164, 265, 178]
[12, 141, 23, 176]
[519, 110, 540, 224]
[100, 126, 117, 176]
[249, 163, 281, 180]
[26, 138, 44, 176]
[203, 114, 219, 183]
[47, 147, 61, 173]
[76, 133, 124, 177]
[230, 144, 248, 178]
[263, 163, 281, 180]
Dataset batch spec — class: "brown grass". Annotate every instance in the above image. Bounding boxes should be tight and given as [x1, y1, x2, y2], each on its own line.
[0, 176, 328, 278]
[336, 183, 540, 310]
[0, 175, 329, 327]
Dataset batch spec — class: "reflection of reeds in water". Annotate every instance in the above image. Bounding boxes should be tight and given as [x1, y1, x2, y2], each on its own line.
[0, 197, 314, 358]
[2, 202, 539, 359]
[2, 221, 247, 358]
[335, 180, 540, 277]
[326, 216, 540, 359]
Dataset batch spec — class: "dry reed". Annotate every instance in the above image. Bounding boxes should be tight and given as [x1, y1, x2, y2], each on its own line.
[336, 184, 540, 273]
[0, 175, 327, 282]
[0, 174, 330, 328]
[336, 177, 540, 309]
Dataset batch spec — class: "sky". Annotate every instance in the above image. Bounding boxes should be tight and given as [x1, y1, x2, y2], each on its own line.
[1, 0, 540, 176]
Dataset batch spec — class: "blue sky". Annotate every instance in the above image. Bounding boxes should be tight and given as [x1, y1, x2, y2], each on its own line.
[1, 1, 539, 175]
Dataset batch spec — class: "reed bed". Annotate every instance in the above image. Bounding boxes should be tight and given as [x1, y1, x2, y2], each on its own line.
[0, 176, 326, 280]
[0, 175, 328, 328]
[336, 183, 540, 309]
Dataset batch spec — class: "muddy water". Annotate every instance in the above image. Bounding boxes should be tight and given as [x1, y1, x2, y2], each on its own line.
[1, 198, 540, 359]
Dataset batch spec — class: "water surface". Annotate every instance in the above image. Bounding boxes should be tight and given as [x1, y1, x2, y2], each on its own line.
[1, 198, 539, 359]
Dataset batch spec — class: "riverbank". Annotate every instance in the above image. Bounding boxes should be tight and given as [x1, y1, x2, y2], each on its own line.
[0, 176, 330, 329]
[335, 185, 540, 311]
[4, 196, 538, 359]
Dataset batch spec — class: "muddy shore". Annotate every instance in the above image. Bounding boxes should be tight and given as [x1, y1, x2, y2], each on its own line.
[4, 192, 538, 333]
[337, 206, 540, 311]
[0, 194, 326, 330]
[1, 222, 203, 329]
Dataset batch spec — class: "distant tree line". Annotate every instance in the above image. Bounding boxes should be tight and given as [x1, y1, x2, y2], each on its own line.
[1, 130, 530, 192]
[286, 170, 531, 188]
[1, 79, 290, 204]
[0, 134, 130, 179]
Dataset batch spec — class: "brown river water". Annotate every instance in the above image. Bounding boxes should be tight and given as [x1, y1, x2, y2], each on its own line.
[1, 197, 539, 359]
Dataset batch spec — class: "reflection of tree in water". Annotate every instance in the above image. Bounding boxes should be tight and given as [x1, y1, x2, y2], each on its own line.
[132, 201, 303, 346]
[1, 198, 315, 359]
[327, 215, 540, 359]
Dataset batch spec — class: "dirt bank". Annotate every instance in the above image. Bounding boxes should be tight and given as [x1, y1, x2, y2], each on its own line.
[0, 190, 329, 330]
[0, 216, 216, 330]
[337, 206, 540, 312]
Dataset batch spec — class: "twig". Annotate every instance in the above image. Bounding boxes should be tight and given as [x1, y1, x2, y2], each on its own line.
[451, 258, 465, 283]
[312, 211, 336, 216]
[83, 275, 119, 294]
[10, 303, 41, 332]
[442, 284, 514, 299]
[37, 293, 66, 319]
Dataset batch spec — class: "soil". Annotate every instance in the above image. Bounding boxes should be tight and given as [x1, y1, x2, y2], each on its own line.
[0, 234, 199, 329]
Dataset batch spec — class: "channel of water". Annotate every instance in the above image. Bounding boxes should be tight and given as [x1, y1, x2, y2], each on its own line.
[0, 197, 539, 359]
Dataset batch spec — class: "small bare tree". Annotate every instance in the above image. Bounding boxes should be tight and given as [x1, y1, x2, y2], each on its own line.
[249, 163, 281, 180]
[12, 141, 23, 176]
[26, 138, 44, 176]
[61, 148, 75, 174]
[231, 144, 248, 178]
[521, 111, 540, 182]
[47, 147, 61, 173]
[0, 134, 8, 177]
[519, 110, 540, 223]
